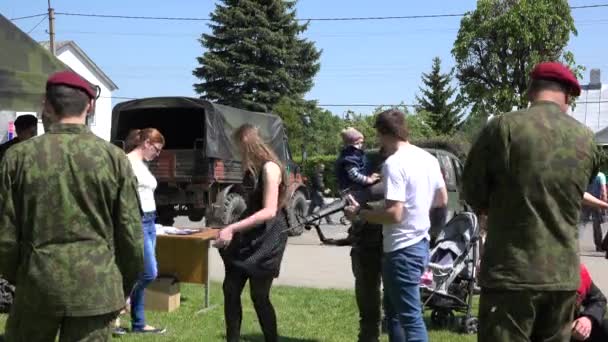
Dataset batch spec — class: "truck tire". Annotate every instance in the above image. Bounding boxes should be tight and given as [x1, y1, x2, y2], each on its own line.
[288, 191, 308, 236]
[156, 207, 176, 226]
[187, 210, 205, 222]
[222, 193, 247, 225]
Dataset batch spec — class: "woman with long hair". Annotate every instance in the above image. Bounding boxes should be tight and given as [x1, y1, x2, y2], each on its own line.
[215, 124, 290, 342]
[125, 128, 166, 334]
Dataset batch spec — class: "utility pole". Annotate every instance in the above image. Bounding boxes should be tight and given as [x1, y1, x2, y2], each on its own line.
[48, 0, 55, 55]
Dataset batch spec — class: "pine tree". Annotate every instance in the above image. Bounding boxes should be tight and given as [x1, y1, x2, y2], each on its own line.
[415, 57, 463, 135]
[193, 0, 321, 112]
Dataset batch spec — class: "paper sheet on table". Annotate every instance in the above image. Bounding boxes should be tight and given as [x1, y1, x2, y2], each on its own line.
[155, 225, 201, 236]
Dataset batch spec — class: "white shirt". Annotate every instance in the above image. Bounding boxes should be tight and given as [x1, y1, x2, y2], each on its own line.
[382, 144, 445, 253]
[128, 155, 158, 213]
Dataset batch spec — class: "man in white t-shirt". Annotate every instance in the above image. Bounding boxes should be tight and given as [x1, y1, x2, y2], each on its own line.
[346, 109, 447, 342]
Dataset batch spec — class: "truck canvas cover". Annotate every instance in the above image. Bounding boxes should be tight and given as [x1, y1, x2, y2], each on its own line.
[0, 14, 67, 112]
[111, 97, 288, 162]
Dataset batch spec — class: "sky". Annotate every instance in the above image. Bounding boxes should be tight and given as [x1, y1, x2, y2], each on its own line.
[2, 0, 608, 116]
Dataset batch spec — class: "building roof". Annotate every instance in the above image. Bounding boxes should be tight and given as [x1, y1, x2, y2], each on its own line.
[40, 40, 118, 91]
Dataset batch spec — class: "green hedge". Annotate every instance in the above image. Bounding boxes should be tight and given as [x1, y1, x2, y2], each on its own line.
[599, 147, 608, 173]
[294, 135, 471, 196]
[294, 155, 340, 196]
[413, 135, 471, 161]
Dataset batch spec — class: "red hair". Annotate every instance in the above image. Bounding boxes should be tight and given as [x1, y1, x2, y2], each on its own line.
[125, 128, 165, 152]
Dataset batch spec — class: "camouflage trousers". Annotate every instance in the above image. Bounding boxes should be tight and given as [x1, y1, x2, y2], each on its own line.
[478, 289, 577, 342]
[351, 246, 383, 342]
[4, 306, 117, 342]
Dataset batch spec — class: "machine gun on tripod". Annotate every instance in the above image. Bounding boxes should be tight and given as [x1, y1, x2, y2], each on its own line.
[287, 183, 385, 243]
[288, 181, 449, 246]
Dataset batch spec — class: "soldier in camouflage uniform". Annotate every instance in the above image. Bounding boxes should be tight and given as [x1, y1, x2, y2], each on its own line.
[349, 220, 384, 342]
[462, 62, 604, 342]
[0, 71, 144, 342]
[349, 149, 386, 342]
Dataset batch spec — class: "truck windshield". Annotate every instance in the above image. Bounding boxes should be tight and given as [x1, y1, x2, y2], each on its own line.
[115, 107, 204, 150]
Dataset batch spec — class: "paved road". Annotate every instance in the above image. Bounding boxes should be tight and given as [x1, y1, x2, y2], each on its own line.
[175, 211, 355, 289]
[579, 223, 608, 295]
[175, 214, 608, 293]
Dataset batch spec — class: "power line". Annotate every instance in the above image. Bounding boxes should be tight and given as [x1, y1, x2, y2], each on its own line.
[41, 4, 608, 22]
[27, 15, 47, 34]
[319, 104, 416, 107]
[318, 102, 608, 107]
[570, 4, 608, 9]
[299, 14, 465, 22]
[55, 12, 211, 21]
[10, 3, 608, 24]
[52, 11, 466, 21]
[10, 13, 47, 21]
[26, 15, 608, 38]
[102, 97, 608, 106]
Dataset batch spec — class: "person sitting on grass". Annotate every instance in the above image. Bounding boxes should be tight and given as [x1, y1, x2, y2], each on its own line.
[571, 264, 608, 342]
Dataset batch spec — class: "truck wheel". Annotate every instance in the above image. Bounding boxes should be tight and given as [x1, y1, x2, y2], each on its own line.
[187, 210, 205, 222]
[222, 193, 247, 225]
[156, 207, 175, 226]
[288, 191, 308, 236]
[156, 215, 175, 227]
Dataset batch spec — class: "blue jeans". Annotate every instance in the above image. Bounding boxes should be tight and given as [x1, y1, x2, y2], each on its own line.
[130, 212, 158, 331]
[382, 239, 429, 342]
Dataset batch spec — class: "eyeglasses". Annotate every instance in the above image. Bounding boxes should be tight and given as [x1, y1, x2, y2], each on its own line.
[150, 144, 162, 154]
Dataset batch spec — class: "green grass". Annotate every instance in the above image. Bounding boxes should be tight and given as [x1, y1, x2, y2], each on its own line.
[0, 283, 477, 342]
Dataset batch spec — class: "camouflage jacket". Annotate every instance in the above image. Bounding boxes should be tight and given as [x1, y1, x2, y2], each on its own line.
[0, 123, 144, 316]
[463, 101, 601, 291]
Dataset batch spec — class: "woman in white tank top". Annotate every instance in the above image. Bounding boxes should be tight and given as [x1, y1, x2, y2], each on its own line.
[124, 128, 166, 335]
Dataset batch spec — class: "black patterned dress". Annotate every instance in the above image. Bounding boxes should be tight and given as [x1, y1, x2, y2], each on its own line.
[220, 165, 289, 278]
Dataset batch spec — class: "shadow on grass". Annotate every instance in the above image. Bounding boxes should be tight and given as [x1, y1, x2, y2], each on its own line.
[424, 316, 466, 333]
[241, 334, 319, 342]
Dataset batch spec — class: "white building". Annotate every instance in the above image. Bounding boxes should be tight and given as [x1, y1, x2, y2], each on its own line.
[41, 41, 118, 141]
[570, 69, 608, 145]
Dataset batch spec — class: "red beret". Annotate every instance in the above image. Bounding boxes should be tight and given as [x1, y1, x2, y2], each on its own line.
[530, 62, 581, 96]
[47, 71, 96, 99]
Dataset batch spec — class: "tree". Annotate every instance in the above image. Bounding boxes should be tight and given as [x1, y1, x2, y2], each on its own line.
[347, 112, 377, 149]
[345, 105, 433, 149]
[415, 57, 463, 135]
[273, 98, 343, 156]
[406, 112, 434, 141]
[452, 0, 581, 116]
[193, 0, 321, 112]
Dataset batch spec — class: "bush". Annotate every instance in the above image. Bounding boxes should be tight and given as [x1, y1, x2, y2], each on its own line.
[598, 147, 608, 173]
[413, 134, 471, 161]
[294, 155, 339, 196]
[294, 134, 474, 197]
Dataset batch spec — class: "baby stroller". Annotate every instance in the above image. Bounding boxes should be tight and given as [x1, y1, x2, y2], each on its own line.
[421, 211, 480, 334]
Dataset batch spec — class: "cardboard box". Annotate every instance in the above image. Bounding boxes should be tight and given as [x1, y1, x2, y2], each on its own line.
[144, 277, 180, 312]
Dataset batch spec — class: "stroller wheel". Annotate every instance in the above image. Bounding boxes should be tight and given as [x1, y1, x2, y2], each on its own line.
[430, 309, 454, 328]
[462, 317, 478, 334]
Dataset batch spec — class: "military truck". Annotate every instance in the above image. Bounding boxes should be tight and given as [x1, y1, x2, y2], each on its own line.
[110, 97, 309, 235]
[365, 146, 466, 219]
[424, 147, 466, 219]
